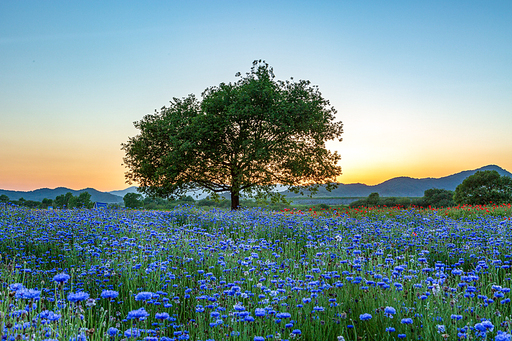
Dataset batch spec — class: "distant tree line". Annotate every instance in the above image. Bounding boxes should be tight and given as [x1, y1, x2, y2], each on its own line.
[123, 192, 290, 210]
[0, 192, 94, 209]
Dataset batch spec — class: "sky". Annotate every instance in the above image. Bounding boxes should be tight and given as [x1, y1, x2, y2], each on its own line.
[1, 1, 511, 192]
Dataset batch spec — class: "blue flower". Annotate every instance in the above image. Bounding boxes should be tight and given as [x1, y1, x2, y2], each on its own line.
[360, 313, 372, 321]
[9, 283, 24, 292]
[386, 327, 395, 332]
[292, 329, 302, 335]
[255, 308, 266, 317]
[127, 307, 149, 320]
[107, 327, 119, 336]
[53, 273, 71, 283]
[16, 288, 41, 300]
[401, 318, 413, 324]
[155, 312, 170, 320]
[384, 306, 396, 317]
[124, 328, 141, 338]
[495, 330, 512, 341]
[135, 291, 153, 301]
[67, 291, 89, 303]
[100, 290, 119, 299]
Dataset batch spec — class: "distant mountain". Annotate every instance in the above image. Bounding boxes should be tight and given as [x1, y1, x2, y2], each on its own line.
[0, 187, 123, 203]
[108, 186, 140, 198]
[1, 165, 509, 203]
[282, 165, 512, 198]
[107, 187, 211, 200]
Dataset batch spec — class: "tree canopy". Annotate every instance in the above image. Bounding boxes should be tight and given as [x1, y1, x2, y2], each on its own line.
[122, 60, 343, 210]
[453, 170, 512, 205]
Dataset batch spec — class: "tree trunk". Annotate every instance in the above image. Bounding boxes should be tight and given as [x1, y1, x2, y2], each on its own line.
[231, 191, 240, 210]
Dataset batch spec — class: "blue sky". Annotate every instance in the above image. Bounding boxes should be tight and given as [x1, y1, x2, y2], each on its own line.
[1, 1, 511, 191]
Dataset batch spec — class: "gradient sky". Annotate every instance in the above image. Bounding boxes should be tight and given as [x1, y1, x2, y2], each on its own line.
[1, 1, 511, 192]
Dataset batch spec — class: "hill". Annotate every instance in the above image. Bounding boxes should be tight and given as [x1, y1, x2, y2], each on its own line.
[282, 164, 512, 198]
[1, 165, 510, 203]
[0, 187, 123, 203]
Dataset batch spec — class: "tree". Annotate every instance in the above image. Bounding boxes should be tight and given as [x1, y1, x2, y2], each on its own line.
[367, 192, 380, 206]
[454, 170, 512, 205]
[122, 61, 343, 210]
[422, 188, 455, 208]
[0, 194, 9, 203]
[124, 193, 144, 209]
[54, 192, 74, 208]
[40, 198, 53, 209]
[76, 192, 93, 209]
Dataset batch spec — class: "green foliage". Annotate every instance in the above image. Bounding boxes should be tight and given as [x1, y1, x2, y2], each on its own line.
[349, 193, 413, 208]
[422, 188, 455, 208]
[54, 192, 74, 208]
[0, 194, 9, 203]
[367, 192, 380, 205]
[122, 60, 343, 210]
[40, 198, 53, 208]
[123, 192, 144, 208]
[454, 170, 512, 205]
[76, 192, 93, 208]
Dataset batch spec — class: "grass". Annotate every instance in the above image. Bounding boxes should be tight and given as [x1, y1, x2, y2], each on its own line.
[0, 203, 511, 340]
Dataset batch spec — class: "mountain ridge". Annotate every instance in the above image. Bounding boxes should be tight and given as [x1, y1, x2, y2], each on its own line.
[282, 164, 511, 197]
[1, 165, 510, 202]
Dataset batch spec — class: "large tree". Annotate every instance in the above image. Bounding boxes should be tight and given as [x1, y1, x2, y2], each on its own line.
[122, 61, 343, 210]
[453, 170, 512, 205]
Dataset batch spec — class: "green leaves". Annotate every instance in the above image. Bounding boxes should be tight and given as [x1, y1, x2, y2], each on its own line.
[454, 170, 512, 205]
[122, 60, 343, 209]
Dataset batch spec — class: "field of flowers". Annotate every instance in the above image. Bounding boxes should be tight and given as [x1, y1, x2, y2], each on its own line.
[0, 203, 511, 341]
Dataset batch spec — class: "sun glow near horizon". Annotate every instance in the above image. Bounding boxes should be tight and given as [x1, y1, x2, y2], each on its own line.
[0, 1, 511, 192]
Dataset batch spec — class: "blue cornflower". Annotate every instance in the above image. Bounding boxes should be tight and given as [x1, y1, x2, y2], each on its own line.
[69, 334, 87, 341]
[292, 329, 302, 335]
[254, 337, 265, 341]
[53, 273, 71, 284]
[384, 306, 396, 317]
[155, 312, 170, 320]
[398, 334, 406, 338]
[107, 327, 119, 336]
[255, 308, 266, 317]
[233, 303, 245, 311]
[127, 307, 149, 320]
[124, 328, 141, 338]
[100, 290, 119, 299]
[360, 313, 372, 321]
[401, 318, 413, 324]
[67, 291, 89, 303]
[386, 327, 395, 332]
[495, 330, 512, 341]
[475, 323, 487, 332]
[9, 283, 24, 292]
[135, 291, 153, 301]
[16, 288, 41, 300]
[482, 320, 494, 331]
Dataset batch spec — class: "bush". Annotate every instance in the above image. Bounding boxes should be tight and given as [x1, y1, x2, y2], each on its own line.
[454, 170, 512, 205]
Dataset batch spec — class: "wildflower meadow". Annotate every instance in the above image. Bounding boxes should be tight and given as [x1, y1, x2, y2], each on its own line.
[0, 203, 511, 340]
